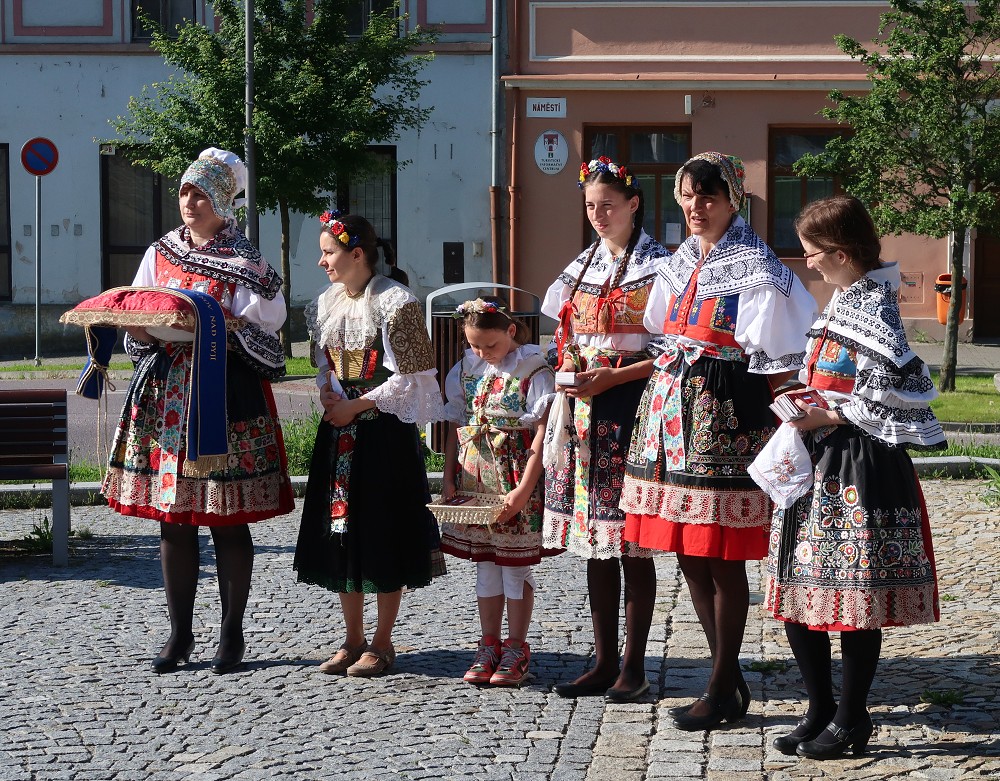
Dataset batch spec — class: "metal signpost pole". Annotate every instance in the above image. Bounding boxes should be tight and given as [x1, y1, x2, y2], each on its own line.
[20, 137, 59, 366]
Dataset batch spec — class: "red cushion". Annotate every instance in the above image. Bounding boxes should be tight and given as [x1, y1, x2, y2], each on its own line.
[61, 287, 197, 329]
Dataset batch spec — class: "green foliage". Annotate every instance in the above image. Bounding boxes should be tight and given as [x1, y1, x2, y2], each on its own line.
[795, 1, 1000, 391]
[920, 688, 967, 707]
[106, 0, 437, 215]
[981, 463, 1000, 506]
[797, 0, 1000, 239]
[281, 408, 323, 475]
[743, 659, 789, 674]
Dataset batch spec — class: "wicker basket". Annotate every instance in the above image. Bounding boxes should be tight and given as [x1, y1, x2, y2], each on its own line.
[426, 492, 504, 526]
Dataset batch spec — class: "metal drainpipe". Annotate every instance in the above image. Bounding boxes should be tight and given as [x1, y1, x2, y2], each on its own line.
[489, 0, 503, 284]
[507, 0, 521, 310]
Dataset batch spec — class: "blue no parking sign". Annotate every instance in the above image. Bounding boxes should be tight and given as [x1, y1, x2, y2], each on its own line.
[21, 137, 59, 176]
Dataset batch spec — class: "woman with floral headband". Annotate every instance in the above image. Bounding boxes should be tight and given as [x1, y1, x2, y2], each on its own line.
[293, 211, 446, 677]
[105, 147, 294, 675]
[542, 156, 671, 702]
[619, 152, 816, 729]
[436, 295, 557, 687]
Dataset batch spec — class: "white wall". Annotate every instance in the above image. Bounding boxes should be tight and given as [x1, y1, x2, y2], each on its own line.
[0, 51, 494, 312]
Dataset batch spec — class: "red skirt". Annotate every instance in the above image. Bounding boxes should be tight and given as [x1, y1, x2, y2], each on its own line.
[625, 513, 768, 560]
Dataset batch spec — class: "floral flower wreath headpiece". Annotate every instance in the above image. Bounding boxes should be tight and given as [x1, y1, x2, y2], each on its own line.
[578, 156, 639, 190]
[319, 209, 361, 248]
[452, 298, 509, 319]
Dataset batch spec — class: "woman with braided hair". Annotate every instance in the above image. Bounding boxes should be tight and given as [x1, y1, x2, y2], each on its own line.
[542, 156, 671, 702]
[620, 152, 816, 730]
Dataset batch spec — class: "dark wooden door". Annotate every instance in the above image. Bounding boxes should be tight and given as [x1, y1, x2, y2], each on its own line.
[973, 232, 1000, 338]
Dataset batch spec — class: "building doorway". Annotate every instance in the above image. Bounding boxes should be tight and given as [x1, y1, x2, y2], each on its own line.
[973, 232, 1000, 339]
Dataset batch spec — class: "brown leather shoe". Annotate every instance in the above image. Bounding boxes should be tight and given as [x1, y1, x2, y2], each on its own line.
[346, 644, 396, 677]
[317, 639, 368, 675]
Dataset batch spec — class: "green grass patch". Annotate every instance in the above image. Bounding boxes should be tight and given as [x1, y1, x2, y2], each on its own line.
[284, 356, 314, 376]
[940, 593, 958, 602]
[929, 373, 1000, 424]
[920, 688, 967, 707]
[0, 360, 134, 373]
[936, 442, 1000, 461]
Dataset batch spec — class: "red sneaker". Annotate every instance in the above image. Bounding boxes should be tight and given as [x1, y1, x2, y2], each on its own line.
[463, 635, 502, 685]
[490, 639, 530, 686]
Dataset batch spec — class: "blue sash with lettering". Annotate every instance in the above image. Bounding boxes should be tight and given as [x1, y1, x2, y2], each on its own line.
[173, 289, 228, 462]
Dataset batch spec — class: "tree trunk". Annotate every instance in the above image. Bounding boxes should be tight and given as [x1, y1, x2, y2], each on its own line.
[279, 198, 293, 359]
[938, 228, 966, 392]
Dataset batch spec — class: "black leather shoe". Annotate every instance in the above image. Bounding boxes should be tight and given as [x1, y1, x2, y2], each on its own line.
[554, 675, 618, 698]
[773, 716, 829, 755]
[605, 678, 650, 703]
[796, 714, 874, 759]
[671, 691, 742, 731]
[666, 699, 696, 718]
[736, 670, 751, 718]
[151, 639, 195, 674]
[210, 641, 246, 675]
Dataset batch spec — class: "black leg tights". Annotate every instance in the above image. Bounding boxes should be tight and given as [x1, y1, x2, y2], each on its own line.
[784, 622, 837, 725]
[210, 524, 254, 657]
[836, 629, 881, 726]
[569, 558, 622, 687]
[159, 522, 200, 657]
[678, 554, 749, 716]
[615, 556, 656, 691]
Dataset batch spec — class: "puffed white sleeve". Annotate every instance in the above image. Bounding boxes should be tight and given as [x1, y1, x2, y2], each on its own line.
[363, 299, 447, 425]
[736, 279, 817, 374]
[520, 362, 557, 426]
[443, 358, 468, 424]
[541, 275, 573, 366]
[837, 352, 946, 449]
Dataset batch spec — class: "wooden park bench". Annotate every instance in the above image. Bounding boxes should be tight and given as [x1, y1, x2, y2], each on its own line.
[0, 389, 70, 565]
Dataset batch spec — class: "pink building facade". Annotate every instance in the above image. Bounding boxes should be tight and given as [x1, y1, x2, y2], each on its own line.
[501, 0, 995, 339]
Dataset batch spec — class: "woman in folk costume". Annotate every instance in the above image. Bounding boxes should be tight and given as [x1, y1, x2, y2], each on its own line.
[104, 147, 294, 675]
[620, 152, 816, 729]
[542, 157, 671, 702]
[757, 195, 944, 759]
[294, 211, 446, 677]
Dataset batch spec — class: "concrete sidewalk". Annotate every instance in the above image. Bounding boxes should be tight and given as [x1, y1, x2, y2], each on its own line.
[1, 479, 998, 781]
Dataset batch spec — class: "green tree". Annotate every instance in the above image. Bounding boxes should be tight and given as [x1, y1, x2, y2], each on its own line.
[796, 0, 1000, 391]
[104, 0, 437, 354]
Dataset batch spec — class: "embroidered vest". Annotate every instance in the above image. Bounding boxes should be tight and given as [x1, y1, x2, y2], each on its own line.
[805, 334, 857, 394]
[154, 251, 235, 315]
[661, 270, 740, 348]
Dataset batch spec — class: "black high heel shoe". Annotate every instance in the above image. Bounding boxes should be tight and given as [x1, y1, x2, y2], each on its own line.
[796, 713, 874, 759]
[210, 640, 246, 675]
[772, 716, 830, 755]
[671, 691, 743, 731]
[151, 639, 195, 674]
[736, 669, 751, 718]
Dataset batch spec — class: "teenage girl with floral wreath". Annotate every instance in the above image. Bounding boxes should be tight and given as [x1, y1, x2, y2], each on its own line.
[541, 157, 671, 702]
[755, 195, 943, 759]
[294, 211, 446, 677]
[438, 296, 557, 686]
[106, 148, 294, 676]
[620, 152, 817, 730]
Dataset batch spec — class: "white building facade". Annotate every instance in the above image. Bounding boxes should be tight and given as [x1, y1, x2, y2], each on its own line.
[0, 0, 497, 355]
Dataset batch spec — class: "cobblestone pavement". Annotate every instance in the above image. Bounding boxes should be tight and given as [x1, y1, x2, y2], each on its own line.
[1, 480, 997, 780]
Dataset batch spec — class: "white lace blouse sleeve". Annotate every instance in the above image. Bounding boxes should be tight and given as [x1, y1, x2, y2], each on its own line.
[736, 281, 817, 374]
[362, 298, 446, 425]
[520, 362, 557, 426]
[837, 351, 946, 448]
[540, 275, 572, 320]
[443, 357, 468, 424]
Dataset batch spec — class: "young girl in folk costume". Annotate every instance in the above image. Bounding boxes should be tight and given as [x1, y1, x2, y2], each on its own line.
[756, 195, 944, 759]
[294, 211, 446, 677]
[439, 297, 556, 686]
[542, 157, 671, 702]
[105, 148, 294, 675]
[620, 152, 817, 729]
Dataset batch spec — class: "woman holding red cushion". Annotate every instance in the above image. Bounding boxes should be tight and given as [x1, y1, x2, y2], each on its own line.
[104, 148, 294, 675]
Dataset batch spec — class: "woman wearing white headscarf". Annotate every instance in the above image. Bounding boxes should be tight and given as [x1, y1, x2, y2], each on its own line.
[103, 148, 294, 675]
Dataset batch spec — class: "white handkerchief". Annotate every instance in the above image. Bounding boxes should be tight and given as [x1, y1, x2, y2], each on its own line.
[748, 422, 814, 509]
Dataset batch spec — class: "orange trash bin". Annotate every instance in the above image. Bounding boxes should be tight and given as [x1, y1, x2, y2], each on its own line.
[934, 274, 967, 325]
